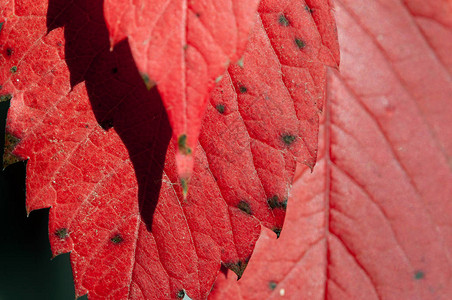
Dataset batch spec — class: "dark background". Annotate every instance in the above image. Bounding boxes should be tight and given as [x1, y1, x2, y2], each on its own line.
[0, 100, 87, 299]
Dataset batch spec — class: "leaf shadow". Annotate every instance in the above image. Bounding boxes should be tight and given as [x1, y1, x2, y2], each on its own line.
[45, 0, 171, 232]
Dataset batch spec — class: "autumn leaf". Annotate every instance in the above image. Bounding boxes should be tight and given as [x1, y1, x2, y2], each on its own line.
[208, 0, 452, 299]
[103, 0, 260, 179]
[0, 0, 338, 299]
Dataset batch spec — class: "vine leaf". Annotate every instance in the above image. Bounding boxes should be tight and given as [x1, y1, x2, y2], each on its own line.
[0, 0, 338, 298]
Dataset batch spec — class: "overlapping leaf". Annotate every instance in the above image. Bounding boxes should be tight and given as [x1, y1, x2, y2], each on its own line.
[209, 0, 452, 298]
[103, 0, 260, 178]
[1, 0, 338, 299]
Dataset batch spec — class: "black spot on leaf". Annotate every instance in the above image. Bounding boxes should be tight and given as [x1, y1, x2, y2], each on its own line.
[110, 234, 123, 244]
[239, 85, 248, 93]
[267, 196, 288, 210]
[176, 290, 185, 298]
[178, 134, 192, 155]
[280, 199, 288, 210]
[10, 66, 17, 73]
[414, 270, 425, 280]
[55, 228, 69, 239]
[269, 281, 277, 290]
[282, 134, 296, 146]
[267, 196, 279, 209]
[278, 14, 290, 26]
[295, 38, 306, 49]
[216, 104, 225, 114]
[237, 200, 252, 215]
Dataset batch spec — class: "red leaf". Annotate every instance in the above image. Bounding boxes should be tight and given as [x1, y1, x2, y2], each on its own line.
[103, 0, 260, 178]
[208, 0, 452, 299]
[0, 0, 338, 299]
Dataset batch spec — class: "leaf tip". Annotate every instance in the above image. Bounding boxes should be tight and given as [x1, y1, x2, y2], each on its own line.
[237, 57, 244, 68]
[180, 177, 189, 199]
[141, 73, 156, 90]
[175, 150, 194, 190]
[223, 259, 249, 280]
[109, 37, 115, 52]
[272, 227, 282, 239]
[176, 134, 194, 187]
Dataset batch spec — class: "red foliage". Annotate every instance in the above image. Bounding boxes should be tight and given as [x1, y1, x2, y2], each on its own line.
[104, 0, 260, 178]
[0, 0, 338, 299]
[209, 0, 452, 299]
